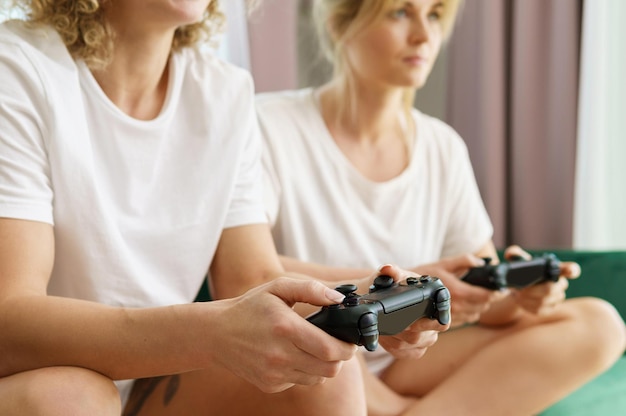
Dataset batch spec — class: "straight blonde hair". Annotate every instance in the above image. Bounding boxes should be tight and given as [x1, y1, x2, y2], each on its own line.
[313, 0, 463, 128]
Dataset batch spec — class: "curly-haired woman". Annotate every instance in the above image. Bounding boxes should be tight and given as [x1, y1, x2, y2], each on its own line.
[0, 1, 449, 414]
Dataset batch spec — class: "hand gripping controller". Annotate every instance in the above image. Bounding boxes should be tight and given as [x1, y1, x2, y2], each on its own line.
[461, 253, 562, 290]
[306, 275, 451, 351]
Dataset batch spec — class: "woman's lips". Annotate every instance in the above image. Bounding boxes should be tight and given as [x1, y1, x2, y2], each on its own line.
[403, 55, 428, 66]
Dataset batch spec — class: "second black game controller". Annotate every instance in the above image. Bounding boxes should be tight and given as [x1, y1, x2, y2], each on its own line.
[461, 253, 562, 290]
[306, 275, 451, 351]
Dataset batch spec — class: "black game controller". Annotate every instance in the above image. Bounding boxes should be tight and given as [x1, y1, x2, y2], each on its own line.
[306, 275, 451, 351]
[461, 253, 562, 290]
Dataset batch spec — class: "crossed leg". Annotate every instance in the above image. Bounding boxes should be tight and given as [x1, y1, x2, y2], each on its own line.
[4, 298, 621, 416]
[366, 297, 625, 416]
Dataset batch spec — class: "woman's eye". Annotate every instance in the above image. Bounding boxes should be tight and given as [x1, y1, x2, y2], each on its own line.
[389, 8, 408, 19]
[428, 11, 442, 21]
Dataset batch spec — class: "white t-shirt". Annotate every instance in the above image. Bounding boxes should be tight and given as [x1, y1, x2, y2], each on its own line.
[257, 88, 493, 373]
[0, 20, 267, 401]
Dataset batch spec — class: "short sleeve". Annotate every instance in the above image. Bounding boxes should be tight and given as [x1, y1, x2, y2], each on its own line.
[0, 37, 54, 224]
[222, 74, 268, 229]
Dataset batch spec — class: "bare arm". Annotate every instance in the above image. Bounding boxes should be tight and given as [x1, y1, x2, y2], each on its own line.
[210, 224, 376, 315]
[0, 219, 357, 392]
[209, 223, 284, 299]
[278, 255, 374, 283]
[0, 218, 226, 379]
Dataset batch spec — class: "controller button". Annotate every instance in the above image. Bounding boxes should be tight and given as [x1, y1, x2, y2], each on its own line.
[358, 313, 379, 351]
[359, 312, 377, 328]
[406, 277, 419, 285]
[335, 284, 358, 296]
[419, 276, 431, 283]
[436, 288, 451, 302]
[373, 275, 394, 290]
[343, 294, 360, 307]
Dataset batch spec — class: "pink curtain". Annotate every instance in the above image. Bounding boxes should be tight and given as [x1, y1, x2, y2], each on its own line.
[445, 0, 582, 249]
[247, 1, 299, 92]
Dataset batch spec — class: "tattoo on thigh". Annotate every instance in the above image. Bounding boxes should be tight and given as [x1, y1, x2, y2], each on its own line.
[164, 375, 180, 406]
[123, 375, 181, 416]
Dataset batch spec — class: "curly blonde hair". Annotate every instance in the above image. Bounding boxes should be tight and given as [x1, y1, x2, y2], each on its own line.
[9, 0, 225, 69]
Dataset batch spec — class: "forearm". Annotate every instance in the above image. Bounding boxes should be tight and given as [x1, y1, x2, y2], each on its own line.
[279, 255, 374, 283]
[0, 294, 223, 380]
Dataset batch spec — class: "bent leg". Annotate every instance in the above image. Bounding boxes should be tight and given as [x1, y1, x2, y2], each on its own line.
[0, 366, 121, 416]
[381, 297, 626, 416]
[124, 355, 367, 416]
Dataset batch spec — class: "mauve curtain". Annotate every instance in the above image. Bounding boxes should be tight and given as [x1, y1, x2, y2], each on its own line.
[247, 0, 299, 92]
[445, 0, 582, 249]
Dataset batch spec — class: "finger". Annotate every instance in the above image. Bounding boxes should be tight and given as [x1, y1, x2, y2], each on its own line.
[392, 329, 440, 346]
[518, 282, 552, 298]
[522, 277, 568, 299]
[515, 286, 565, 313]
[284, 348, 346, 380]
[383, 338, 434, 356]
[556, 276, 570, 292]
[503, 245, 531, 261]
[268, 277, 346, 307]
[489, 288, 510, 302]
[256, 382, 295, 394]
[377, 264, 414, 282]
[292, 321, 358, 362]
[560, 261, 581, 279]
[379, 337, 431, 360]
[256, 335, 349, 386]
[449, 305, 486, 325]
[455, 280, 495, 303]
[406, 317, 449, 332]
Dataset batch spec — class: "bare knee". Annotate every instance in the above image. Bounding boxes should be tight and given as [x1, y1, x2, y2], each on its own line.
[2, 366, 121, 416]
[565, 297, 626, 368]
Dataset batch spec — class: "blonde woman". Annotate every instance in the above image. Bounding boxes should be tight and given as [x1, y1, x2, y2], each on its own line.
[257, 0, 626, 414]
[0, 1, 443, 414]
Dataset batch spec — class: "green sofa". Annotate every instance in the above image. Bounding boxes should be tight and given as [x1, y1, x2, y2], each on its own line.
[196, 249, 626, 414]
[527, 250, 626, 415]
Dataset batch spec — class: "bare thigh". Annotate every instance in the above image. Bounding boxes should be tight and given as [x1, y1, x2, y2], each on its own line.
[0, 366, 121, 416]
[123, 356, 367, 416]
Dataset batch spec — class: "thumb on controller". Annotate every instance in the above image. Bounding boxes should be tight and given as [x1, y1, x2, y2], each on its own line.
[377, 264, 413, 282]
